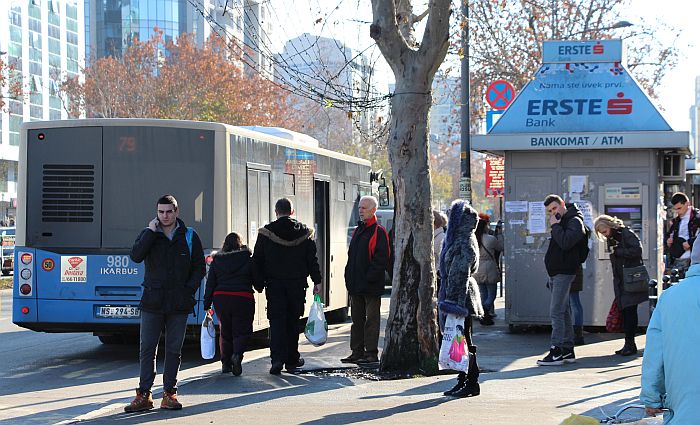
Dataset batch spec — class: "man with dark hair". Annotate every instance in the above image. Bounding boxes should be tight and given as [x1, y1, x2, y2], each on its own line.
[665, 192, 700, 275]
[341, 195, 390, 364]
[125, 195, 206, 412]
[537, 194, 586, 366]
[252, 197, 322, 375]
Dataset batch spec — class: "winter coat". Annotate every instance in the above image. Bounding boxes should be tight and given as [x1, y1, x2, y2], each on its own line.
[252, 216, 322, 287]
[473, 233, 503, 286]
[544, 203, 587, 276]
[433, 226, 446, 277]
[608, 227, 648, 309]
[345, 215, 390, 296]
[130, 218, 206, 314]
[438, 200, 484, 328]
[203, 248, 255, 310]
[641, 263, 700, 423]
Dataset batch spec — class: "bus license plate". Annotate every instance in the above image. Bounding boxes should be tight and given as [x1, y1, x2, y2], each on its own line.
[96, 305, 140, 318]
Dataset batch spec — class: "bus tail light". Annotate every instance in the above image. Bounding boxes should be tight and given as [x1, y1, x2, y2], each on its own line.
[21, 306, 29, 314]
[17, 251, 34, 297]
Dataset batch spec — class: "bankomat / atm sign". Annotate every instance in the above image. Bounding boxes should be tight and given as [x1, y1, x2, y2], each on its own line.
[530, 135, 624, 147]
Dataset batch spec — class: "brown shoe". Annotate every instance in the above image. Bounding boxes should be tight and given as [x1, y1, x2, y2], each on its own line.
[340, 353, 363, 363]
[160, 390, 182, 410]
[124, 389, 154, 413]
[356, 355, 379, 364]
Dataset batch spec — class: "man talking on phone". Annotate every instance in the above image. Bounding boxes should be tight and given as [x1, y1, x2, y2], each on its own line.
[125, 195, 205, 412]
[537, 194, 586, 366]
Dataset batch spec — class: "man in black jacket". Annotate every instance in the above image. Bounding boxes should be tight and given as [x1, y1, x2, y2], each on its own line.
[341, 195, 390, 364]
[125, 195, 206, 412]
[537, 194, 586, 367]
[252, 198, 322, 375]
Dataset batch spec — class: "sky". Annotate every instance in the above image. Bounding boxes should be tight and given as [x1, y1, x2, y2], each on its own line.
[268, 0, 699, 132]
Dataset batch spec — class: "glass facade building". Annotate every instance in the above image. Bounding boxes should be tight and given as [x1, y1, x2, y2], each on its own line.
[0, 0, 85, 221]
[87, 0, 248, 62]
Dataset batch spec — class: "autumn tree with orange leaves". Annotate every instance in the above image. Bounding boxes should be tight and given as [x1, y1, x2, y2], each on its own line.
[59, 30, 293, 127]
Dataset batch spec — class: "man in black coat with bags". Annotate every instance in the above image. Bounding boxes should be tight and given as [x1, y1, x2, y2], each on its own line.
[252, 198, 322, 375]
[341, 195, 390, 365]
[125, 195, 206, 412]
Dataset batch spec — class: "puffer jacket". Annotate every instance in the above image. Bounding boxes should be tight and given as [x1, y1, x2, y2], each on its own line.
[203, 248, 255, 310]
[130, 218, 206, 314]
[473, 233, 503, 285]
[641, 263, 700, 423]
[438, 200, 484, 328]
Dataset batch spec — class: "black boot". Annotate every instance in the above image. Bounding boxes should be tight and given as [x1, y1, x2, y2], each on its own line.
[451, 347, 480, 398]
[574, 326, 585, 346]
[480, 314, 494, 326]
[443, 372, 466, 396]
[615, 338, 638, 356]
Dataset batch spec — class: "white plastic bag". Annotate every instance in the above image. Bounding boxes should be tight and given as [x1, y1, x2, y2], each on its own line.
[200, 314, 216, 360]
[438, 313, 470, 372]
[304, 295, 327, 346]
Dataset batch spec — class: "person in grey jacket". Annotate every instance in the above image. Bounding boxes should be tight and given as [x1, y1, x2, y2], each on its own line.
[438, 199, 483, 398]
[433, 209, 447, 293]
[473, 213, 503, 326]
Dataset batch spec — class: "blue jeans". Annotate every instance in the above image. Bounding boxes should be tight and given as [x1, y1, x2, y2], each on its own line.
[138, 310, 188, 393]
[548, 274, 575, 349]
[478, 283, 497, 316]
[569, 291, 583, 327]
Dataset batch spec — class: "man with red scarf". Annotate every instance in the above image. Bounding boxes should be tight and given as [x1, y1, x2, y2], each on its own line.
[342, 195, 390, 364]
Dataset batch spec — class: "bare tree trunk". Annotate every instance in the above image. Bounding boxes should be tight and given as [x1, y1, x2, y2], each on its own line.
[371, 0, 451, 375]
[379, 79, 439, 374]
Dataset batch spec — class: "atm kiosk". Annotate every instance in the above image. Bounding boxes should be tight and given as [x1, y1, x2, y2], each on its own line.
[472, 39, 690, 328]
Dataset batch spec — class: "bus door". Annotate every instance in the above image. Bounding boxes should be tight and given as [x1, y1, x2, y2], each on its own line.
[246, 167, 270, 326]
[314, 178, 330, 303]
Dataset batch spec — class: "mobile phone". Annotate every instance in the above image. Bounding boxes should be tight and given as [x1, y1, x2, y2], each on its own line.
[555, 213, 562, 220]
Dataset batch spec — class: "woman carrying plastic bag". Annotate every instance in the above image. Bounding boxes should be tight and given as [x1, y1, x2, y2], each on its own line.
[305, 294, 327, 346]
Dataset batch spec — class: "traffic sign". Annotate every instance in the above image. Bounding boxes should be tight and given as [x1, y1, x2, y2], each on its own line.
[485, 80, 515, 110]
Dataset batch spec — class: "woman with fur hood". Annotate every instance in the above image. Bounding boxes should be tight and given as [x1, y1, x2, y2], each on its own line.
[438, 200, 484, 398]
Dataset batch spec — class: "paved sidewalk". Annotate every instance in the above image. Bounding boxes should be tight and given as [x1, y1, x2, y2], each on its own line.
[72, 294, 661, 425]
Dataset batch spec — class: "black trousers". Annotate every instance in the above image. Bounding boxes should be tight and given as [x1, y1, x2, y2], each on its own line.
[266, 281, 306, 365]
[350, 294, 381, 357]
[213, 294, 255, 363]
[622, 304, 638, 342]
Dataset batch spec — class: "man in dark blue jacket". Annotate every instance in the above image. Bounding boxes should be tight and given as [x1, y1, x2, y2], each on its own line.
[252, 198, 322, 375]
[537, 194, 586, 367]
[342, 195, 390, 364]
[125, 195, 205, 412]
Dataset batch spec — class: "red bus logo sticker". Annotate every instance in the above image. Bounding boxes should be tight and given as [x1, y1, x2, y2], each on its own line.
[21, 253, 33, 264]
[42, 258, 55, 272]
[61, 256, 87, 283]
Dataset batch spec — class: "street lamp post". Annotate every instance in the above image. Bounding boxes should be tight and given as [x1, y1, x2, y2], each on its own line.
[459, 0, 471, 202]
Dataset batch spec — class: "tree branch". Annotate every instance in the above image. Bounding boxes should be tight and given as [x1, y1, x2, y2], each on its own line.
[417, 0, 452, 78]
[370, 0, 410, 73]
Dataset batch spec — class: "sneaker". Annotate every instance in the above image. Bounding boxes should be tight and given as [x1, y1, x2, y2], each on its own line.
[537, 346, 565, 366]
[231, 353, 243, 376]
[285, 357, 305, 371]
[269, 361, 283, 375]
[160, 390, 182, 410]
[340, 353, 363, 363]
[124, 389, 154, 413]
[562, 347, 576, 364]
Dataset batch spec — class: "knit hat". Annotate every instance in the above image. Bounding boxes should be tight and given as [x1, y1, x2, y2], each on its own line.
[692, 237, 700, 265]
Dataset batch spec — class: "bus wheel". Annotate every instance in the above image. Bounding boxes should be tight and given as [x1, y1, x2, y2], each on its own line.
[326, 307, 349, 324]
[98, 335, 124, 344]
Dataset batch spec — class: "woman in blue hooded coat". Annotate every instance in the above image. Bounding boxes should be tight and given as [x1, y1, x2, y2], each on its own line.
[438, 199, 484, 398]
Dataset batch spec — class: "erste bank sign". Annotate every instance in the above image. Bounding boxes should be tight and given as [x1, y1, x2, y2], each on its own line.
[543, 40, 623, 63]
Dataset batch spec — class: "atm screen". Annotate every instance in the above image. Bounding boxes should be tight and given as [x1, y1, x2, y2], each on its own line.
[605, 206, 643, 241]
